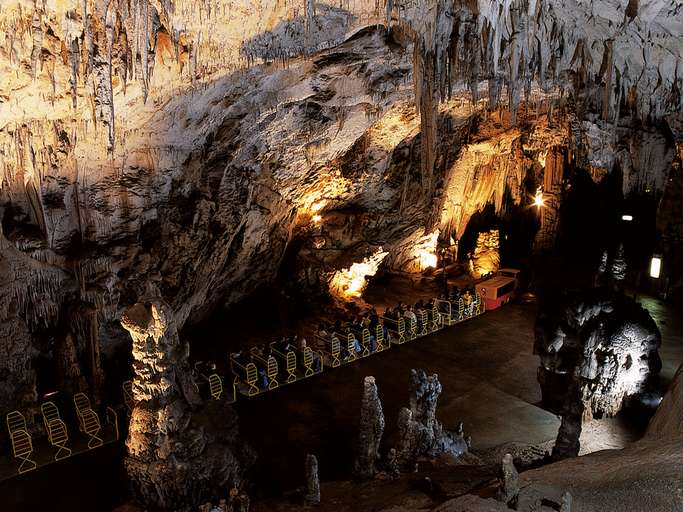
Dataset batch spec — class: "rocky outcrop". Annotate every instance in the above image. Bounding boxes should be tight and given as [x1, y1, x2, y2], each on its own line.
[121, 299, 247, 511]
[535, 289, 662, 418]
[513, 363, 683, 512]
[354, 376, 385, 479]
[397, 369, 468, 464]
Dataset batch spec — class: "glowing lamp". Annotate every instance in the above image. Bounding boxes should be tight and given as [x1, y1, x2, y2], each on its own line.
[621, 214, 633, 221]
[533, 189, 544, 208]
[312, 214, 322, 223]
[649, 256, 661, 279]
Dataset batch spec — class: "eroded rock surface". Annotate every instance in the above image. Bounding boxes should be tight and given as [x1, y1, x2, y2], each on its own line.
[121, 299, 248, 511]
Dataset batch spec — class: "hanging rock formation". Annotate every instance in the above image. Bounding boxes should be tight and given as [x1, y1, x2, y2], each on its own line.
[121, 299, 247, 511]
[354, 376, 385, 479]
[397, 369, 468, 464]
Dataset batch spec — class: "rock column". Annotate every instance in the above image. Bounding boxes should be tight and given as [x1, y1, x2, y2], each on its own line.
[353, 376, 385, 478]
[304, 453, 320, 505]
[398, 369, 468, 464]
[121, 299, 245, 511]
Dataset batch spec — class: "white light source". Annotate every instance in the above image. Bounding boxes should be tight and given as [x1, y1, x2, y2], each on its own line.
[312, 214, 322, 224]
[650, 256, 662, 279]
[621, 214, 633, 221]
[533, 188, 545, 208]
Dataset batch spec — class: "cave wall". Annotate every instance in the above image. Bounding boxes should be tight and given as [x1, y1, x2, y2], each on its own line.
[0, 0, 681, 412]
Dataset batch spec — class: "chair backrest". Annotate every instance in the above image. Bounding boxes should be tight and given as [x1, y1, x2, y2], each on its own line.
[41, 402, 60, 429]
[6, 411, 26, 435]
[208, 374, 223, 400]
[80, 408, 100, 434]
[46, 418, 68, 445]
[73, 393, 91, 417]
[10, 429, 33, 458]
[245, 363, 258, 384]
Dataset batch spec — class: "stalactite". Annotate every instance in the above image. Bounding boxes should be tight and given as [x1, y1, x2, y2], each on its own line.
[30, 7, 43, 81]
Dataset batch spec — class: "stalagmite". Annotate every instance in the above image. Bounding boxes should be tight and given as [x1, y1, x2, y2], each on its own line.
[304, 453, 321, 506]
[497, 453, 520, 505]
[121, 299, 247, 511]
[397, 369, 468, 464]
[354, 376, 385, 479]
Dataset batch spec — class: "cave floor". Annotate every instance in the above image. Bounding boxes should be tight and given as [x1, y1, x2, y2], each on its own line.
[236, 297, 560, 495]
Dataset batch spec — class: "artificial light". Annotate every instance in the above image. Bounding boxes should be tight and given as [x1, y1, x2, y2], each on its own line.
[533, 189, 545, 208]
[622, 214, 633, 221]
[312, 214, 322, 223]
[650, 256, 661, 279]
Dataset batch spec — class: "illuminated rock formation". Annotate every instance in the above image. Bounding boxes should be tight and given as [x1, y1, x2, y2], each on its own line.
[121, 299, 246, 511]
[470, 229, 500, 278]
[397, 369, 468, 464]
[535, 289, 662, 458]
[354, 376, 385, 479]
[496, 453, 520, 505]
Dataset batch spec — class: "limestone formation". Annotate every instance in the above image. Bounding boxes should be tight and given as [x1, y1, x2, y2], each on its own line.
[497, 453, 520, 505]
[471, 230, 500, 278]
[121, 299, 247, 512]
[304, 454, 320, 506]
[535, 289, 661, 418]
[354, 376, 385, 479]
[397, 369, 468, 464]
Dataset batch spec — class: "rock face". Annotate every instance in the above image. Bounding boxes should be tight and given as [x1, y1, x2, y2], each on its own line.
[470, 229, 500, 278]
[535, 288, 662, 459]
[121, 299, 246, 511]
[354, 376, 385, 479]
[535, 289, 662, 417]
[397, 369, 468, 464]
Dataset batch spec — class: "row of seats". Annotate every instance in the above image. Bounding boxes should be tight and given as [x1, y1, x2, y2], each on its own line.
[5, 394, 119, 475]
[119, 295, 485, 407]
[225, 294, 485, 399]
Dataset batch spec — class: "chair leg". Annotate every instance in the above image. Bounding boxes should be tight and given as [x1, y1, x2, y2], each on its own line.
[18, 455, 37, 474]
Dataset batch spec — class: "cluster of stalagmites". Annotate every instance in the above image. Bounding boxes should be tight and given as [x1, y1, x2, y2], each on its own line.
[120, 299, 251, 512]
[535, 258, 662, 458]
[354, 370, 468, 482]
